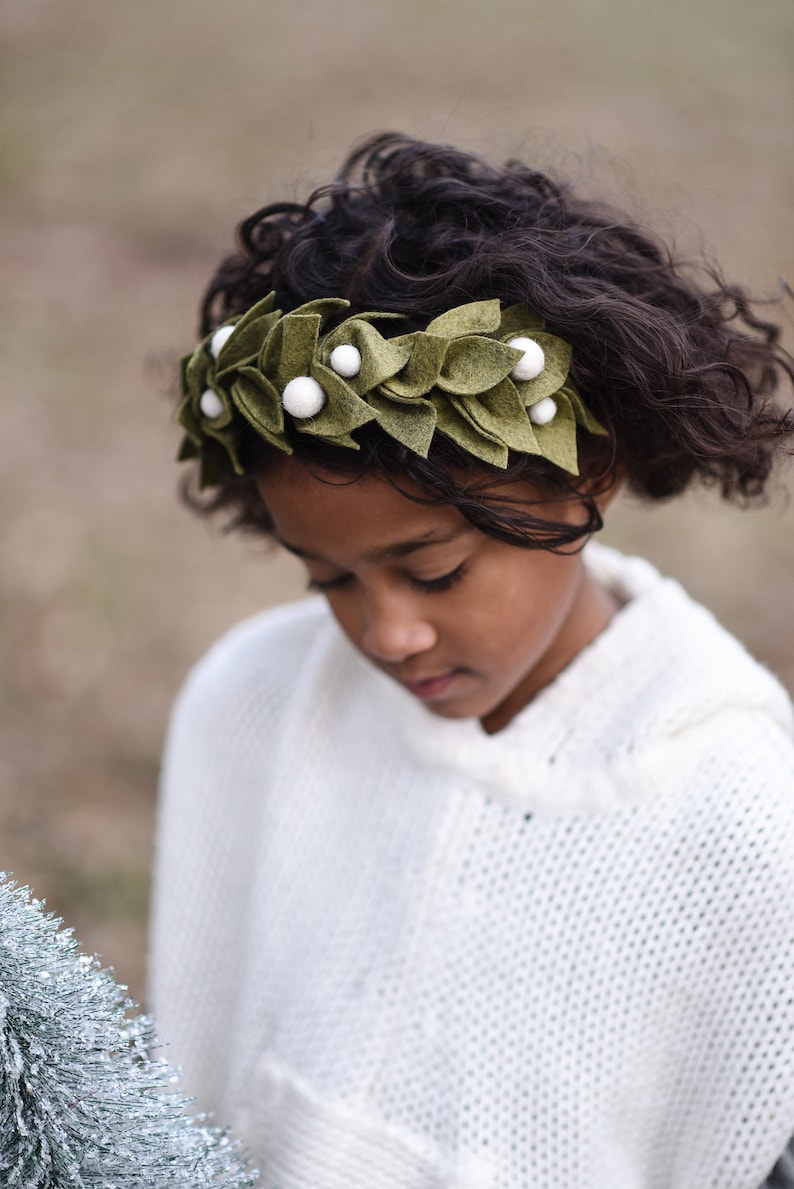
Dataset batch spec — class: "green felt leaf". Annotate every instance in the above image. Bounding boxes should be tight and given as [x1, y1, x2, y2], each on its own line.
[351, 311, 407, 325]
[215, 309, 280, 374]
[183, 348, 210, 399]
[194, 386, 235, 430]
[437, 336, 516, 395]
[205, 422, 246, 473]
[382, 333, 448, 397]
[291, 297, 350, 322]
[313, 430, 362, 451]
[259, 314, 314, 385]
[563, 385, 608, 436]
[272, 314, 322, 388]
[368, 391, 437, 456]
[177, 435, 199, 462]
[529, 392, 579, 474]
[444, 393, 503, 448]
[426, 299, 502, 338]
[463, 379, 541, 455]
[433, 393, 509, 468]
[321, 319, 412, 392]
[511, 334, 571, 403]
[198, 442, 223, 489]
[299, 366, 377, 436]
[176, 394, 202, 444]
[220, 292, 275, 343]
[198, 436, 241, 488]
[232, 372, 283, 430]
[232, 374, 285, 438]
[497, 304, 545, 338]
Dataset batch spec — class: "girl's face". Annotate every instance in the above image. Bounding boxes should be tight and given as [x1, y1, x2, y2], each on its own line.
[256, 459, 616, 733]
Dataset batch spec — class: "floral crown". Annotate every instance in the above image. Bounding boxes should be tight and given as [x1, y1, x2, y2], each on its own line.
[177, 293, 606, 486]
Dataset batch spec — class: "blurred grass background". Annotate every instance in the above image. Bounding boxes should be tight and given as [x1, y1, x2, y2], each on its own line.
[1, 0, 792, 1002]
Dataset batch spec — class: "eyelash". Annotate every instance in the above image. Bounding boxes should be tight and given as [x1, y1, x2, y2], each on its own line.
[307, 562, 468, 595]
[417, 562, 467, 593]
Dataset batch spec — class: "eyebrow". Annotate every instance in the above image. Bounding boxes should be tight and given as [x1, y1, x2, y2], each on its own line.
[277, 528, 471, 566]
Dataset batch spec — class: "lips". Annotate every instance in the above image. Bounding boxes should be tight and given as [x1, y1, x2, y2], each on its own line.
[399, 669, 461, 700]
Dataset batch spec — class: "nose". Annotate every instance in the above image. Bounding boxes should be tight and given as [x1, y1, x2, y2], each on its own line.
[360, 590, 437, 663]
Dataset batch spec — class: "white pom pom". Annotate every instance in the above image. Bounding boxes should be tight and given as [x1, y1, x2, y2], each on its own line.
[210, 325, 235, 359]
[282, 376, 327, 419]
[529, 396, 557, 426]
[508, 336, 545, 382]
[329, 343, 362, 378]
[199, 388, 225, 419]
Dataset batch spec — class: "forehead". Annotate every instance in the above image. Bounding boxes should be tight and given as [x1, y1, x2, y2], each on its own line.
[255, 459, 473, 563]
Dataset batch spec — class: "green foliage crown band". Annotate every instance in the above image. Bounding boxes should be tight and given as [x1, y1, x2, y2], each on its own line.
[177, 294, 606, 486]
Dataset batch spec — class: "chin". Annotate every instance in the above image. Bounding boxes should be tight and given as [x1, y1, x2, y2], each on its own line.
[424, 701, 478, 720]
[423, 690, 498, 721]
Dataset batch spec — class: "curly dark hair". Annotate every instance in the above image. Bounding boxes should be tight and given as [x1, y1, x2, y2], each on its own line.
[183, 132, 793, 549]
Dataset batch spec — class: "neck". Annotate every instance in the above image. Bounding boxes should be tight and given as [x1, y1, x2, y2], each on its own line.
[480, 572, 620, 735]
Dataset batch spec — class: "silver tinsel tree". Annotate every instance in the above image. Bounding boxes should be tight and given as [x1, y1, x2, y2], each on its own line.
[0, 875, 258, 1188]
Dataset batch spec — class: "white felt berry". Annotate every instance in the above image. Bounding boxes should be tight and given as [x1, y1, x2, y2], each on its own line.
[199, 388, 224, 419]
[282, 376, 326, 419]
[529, 396, 557, 426]
[329, 344, 362, 378]
[209, 325, 235, 359]
[508, 336, 545, 382]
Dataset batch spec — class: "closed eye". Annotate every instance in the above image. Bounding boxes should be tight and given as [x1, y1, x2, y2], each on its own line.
[306, 572, 353, 593]
[410, 562, 467, 593]
[306, 562, 468, 595]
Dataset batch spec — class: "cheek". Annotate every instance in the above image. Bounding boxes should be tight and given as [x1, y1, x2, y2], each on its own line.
[444, 571, 528, 657]
[467, 557, 580, 653]
[322, 592, 362, 643]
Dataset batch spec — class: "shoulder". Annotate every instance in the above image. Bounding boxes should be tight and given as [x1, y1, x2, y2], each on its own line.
[605, 546, 794, 847]
[583, 542, 794, 742]
[156, 596, 349, 901]
[169, 596, 335, 732]
[160, 596, 359, 798]
[185, 594, 332, 681]
[528, 543, 794, 815]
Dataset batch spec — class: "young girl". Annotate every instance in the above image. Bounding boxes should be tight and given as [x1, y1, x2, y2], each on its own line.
[150, 134, 794, 1188]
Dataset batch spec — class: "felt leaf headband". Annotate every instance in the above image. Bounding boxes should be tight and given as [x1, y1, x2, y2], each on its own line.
[177, 293, 607, 487]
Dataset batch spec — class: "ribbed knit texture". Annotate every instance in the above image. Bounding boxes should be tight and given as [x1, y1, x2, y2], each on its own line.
[151, 545, 794, 1189]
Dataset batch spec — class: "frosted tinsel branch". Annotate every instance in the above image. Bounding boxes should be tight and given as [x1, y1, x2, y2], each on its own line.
[0, 875, 258, 1188]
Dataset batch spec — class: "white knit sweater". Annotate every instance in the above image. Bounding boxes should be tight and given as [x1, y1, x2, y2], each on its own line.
[151, 545, 794, 1189]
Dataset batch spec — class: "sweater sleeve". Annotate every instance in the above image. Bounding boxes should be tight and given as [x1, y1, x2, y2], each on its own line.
[148, 600, 328, 1116]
